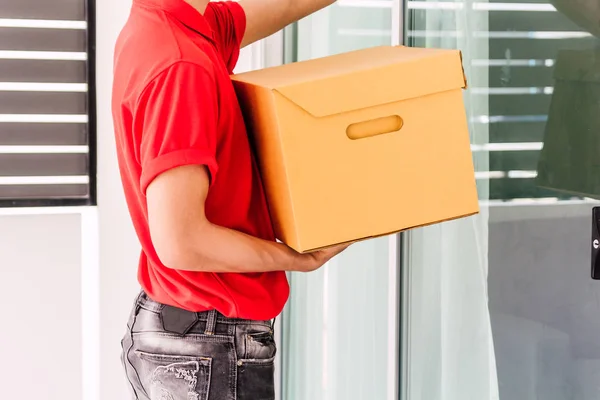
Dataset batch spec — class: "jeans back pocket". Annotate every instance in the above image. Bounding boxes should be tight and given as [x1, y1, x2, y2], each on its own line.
[135, 350, 212, 400]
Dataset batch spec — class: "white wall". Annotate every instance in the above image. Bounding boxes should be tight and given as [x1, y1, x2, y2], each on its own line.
[0, 212, 83, 400]
[95, 1, 141, 399]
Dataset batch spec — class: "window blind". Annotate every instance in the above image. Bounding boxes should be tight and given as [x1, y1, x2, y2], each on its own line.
[0, 0, 95, 207]
[406, 0, 593, 202]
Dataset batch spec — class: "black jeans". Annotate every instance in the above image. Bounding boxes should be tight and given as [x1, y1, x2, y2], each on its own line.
[121, 292, 277, 400]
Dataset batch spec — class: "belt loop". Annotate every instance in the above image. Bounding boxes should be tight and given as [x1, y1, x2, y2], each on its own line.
[135, 290, 145, 308]
[205, 310, 217, 335]
[127, 291, 144, 330]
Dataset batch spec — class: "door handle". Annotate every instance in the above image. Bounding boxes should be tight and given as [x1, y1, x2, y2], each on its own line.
[591, 207, 600, 279]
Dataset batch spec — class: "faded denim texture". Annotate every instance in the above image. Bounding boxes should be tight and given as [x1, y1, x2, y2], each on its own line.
[121, 292, 276, 400]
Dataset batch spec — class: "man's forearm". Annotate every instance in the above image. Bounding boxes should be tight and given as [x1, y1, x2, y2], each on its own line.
[288, 0, 337, 22]
[240, 0, 336, 47]
[173, 221, 304, 273]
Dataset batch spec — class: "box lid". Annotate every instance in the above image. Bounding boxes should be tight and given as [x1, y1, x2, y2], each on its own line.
[231, 46, 467, 117]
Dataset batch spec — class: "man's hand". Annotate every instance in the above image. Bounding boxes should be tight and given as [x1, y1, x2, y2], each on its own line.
[147, 164, 350, 273]
[300, 243, 353, 272]
[239, 0, 336, 47]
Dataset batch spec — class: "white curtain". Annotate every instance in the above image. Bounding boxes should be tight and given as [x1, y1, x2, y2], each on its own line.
[281, 239, 395, 400]
[404, 1, 499, 399]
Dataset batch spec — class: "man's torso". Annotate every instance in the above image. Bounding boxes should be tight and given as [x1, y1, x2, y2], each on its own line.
[112, 0, 289, 320]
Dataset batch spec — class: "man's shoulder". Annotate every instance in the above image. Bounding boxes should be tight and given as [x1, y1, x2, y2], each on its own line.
[113, 11, 216, 103]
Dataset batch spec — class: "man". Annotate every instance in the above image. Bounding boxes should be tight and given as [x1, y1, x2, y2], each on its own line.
[112, 0, 349, 398]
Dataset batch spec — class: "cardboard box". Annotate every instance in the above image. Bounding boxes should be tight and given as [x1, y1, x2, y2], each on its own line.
[232, 45, 479, 253]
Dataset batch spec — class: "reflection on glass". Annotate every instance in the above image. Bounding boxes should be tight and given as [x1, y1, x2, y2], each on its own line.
[536, 1, 600, 199]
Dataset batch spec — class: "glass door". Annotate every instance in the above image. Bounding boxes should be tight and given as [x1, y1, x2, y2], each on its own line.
[278, 2, 402, 400]
[404, 0, 600, 399]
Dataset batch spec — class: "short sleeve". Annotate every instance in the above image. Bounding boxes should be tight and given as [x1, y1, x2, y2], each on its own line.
[135, 62, 220, 194]
[204, 1, 247, 72]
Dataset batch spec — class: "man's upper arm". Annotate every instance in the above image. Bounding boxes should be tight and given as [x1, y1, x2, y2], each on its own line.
[146, 164, 211, 269]
[238, 0, 335, 48]
[238, 0, 288, 48]
[136, 61, 219, 194]
[137, 61, 220, 268]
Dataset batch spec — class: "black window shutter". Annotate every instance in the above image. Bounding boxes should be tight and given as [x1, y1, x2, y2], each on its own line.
[0, 0, 95, 207]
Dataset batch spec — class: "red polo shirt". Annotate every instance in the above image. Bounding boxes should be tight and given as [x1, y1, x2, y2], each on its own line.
[112, 0, 289, 319]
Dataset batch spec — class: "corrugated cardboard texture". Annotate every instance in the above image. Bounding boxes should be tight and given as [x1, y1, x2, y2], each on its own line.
[233, 45, 479, 253]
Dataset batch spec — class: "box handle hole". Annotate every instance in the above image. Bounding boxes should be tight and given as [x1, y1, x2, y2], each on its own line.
[346, 115, 403, 140]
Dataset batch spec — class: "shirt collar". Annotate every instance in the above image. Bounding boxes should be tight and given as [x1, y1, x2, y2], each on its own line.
[134, 0, 214, 42]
